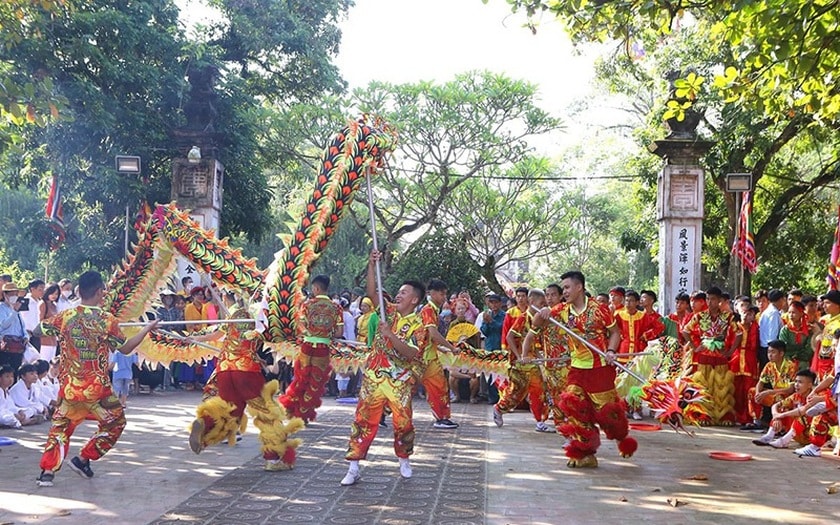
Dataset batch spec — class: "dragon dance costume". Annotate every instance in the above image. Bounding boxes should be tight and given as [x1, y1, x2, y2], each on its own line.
[189, 306, 303, 470]
[683, 308, 739, 425]
[553, 298, 636, 468]
[346, 302, 426, 461]
[39, 306, 131, 475]
[415, 300, 451, 421]
[278, 294, 343, 423]
[496, 310, 549, 424]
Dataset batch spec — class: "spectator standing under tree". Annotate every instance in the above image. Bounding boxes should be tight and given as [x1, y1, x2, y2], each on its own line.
[20, 280, 45, 353]
[0, 282, 29, 373]
[56, 279, 74, 313]
[38, 284, 60, 362]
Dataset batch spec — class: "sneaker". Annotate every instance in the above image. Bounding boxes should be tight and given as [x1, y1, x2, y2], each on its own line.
[433, 418, 459, 429]
[399, 458, 412, 479]
[36, 470, 54, 487]
[769, 436, 792, 449]
[805, 402, 827, 417]
[794, 444, 822, 457]
[492, 406, 504, 427]
[69, 456, 94, 479]
[188, 418, 205, 454]
[340, 468, 360, 486]
[535, 422, 556, 433]
[740, 421, 763, 431]
[752, 432, 775, 446]
[631, 411, 643, 421]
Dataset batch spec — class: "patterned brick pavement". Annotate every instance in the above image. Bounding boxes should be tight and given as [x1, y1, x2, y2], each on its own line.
[150, 401, 486, 525]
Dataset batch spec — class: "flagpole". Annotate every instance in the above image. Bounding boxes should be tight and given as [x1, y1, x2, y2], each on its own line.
[736, 190, 742, 295]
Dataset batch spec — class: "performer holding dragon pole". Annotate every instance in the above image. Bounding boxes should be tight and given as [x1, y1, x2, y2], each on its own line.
[550, 271, 637, 468]
[278, 274, 343, 424]
[341, 250, 426, 486]
[188, 291, 303, 471]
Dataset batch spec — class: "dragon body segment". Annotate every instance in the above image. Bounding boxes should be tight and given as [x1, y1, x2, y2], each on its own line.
[263, 118, 396, 341]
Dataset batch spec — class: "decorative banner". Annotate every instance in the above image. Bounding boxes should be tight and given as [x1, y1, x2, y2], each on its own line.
[671, 225, 696, 296]
[731, 191, 757, 274]
[45, 175, 65, 250]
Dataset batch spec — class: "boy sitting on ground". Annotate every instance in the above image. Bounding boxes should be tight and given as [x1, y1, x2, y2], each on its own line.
[753, 369, 815, 447]
[0, 365, 38, 427]
[744, 340, 797, 430]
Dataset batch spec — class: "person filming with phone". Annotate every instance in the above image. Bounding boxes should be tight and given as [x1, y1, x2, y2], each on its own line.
[0, 282, 30, 373]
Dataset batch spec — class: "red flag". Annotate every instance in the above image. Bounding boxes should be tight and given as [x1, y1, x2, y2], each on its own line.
[827, 205, 840, 290]
[731, 191, 757, 273]
[45, 175, 65, 250]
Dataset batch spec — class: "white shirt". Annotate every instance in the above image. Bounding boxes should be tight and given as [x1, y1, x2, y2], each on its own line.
[342, 311, 356, 341]
[56, 295, 74, 313]
[0, 387, 22, 427]
[19, 293, 43, 334]
[36, 376, 58, 406]
[10, 380, 46, 413]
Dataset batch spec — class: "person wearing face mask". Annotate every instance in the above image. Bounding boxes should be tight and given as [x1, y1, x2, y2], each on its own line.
[56, 279, 74, 313]
[0, 283, 29, 373]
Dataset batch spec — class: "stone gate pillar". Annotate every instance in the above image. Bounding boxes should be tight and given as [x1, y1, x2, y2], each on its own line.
[651, 140, 712, 314]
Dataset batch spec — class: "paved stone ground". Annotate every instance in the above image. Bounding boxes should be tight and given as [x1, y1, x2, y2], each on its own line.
[150, 401, 486, 525]
[0, 391, 839, 524]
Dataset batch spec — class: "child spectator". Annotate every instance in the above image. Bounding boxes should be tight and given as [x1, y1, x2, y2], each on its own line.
[752, 369, 814, 446]
[10, 363, 48, 422]
[743, 340, 796, 430]
[335, 372, 351, 398]
[33, 359, 58, 414]
[109, 351, 139, 407]
[0, 365, 31, 427]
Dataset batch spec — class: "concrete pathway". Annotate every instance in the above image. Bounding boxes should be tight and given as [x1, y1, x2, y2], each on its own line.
[0, 391, 837, 524]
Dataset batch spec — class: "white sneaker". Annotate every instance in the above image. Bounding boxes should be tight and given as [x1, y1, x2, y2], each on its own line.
[631, 411, 643, 421]
[769, 435, 792, 449]
[399, 458, 412, 479]
[535, 421, 556, 433]
[492, 406, 504, 427]
[794, 444, 822, 457]
[340, 466, 360, 486]
[752, 430, 776, 446]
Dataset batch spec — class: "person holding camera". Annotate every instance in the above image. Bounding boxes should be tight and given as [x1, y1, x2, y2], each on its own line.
[0, 282, 29, 374]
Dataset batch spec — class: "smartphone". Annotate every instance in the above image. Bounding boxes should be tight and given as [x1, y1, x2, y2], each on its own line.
[17, 297, 29, 311]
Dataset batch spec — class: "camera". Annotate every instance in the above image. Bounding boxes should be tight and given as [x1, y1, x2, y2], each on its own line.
[16, 297, 29, 311]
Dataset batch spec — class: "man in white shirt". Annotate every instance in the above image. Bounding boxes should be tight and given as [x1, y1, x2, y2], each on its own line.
[10, 363, 48, 421]
[19, 279, 45, 350]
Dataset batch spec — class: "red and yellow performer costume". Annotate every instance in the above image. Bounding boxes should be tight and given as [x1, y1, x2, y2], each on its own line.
[496, 311, 549, 423]
[748, 357, 796, 423]
[278, 294, 342, 422]
[683, 307, 740, 425]
[189, 307, 304, 470]
[555, 297, 636, 468]
[346, 301, 425, 461]
[811, 311, 840, 382]
[529, 302, 570, 428]
[415, 300, 451, 421]
[38, 305, 141, 475]
[615, 308, 664, 363]
[729, 319, 759, 425]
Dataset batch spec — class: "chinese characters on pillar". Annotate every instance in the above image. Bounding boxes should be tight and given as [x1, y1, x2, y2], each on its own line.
[671, 225, 696, 295]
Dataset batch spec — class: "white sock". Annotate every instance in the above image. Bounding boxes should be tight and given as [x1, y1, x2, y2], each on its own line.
[778, 428, 795, 444]
[761, 428, 775, 440]
[399, 457, 410, 466]
[348, 460, 359, 473]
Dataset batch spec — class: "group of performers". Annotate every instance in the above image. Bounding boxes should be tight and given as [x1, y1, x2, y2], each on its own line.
[30, 261, 840, 488]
